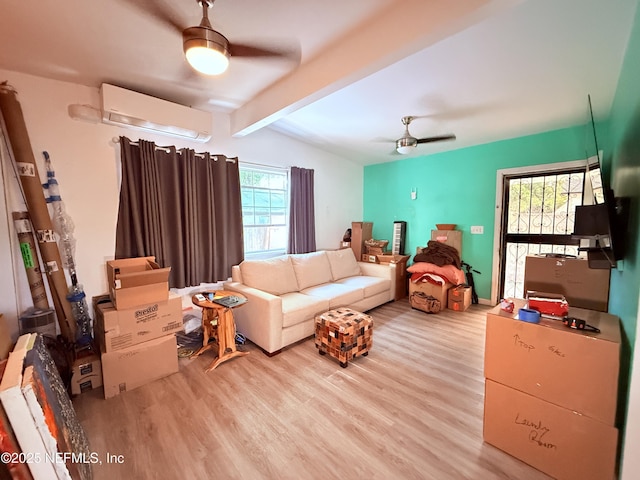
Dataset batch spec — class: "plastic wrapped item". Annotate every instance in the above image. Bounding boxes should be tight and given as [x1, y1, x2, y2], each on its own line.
[67, 283, 92, 346]
[499, 298, 515, 313]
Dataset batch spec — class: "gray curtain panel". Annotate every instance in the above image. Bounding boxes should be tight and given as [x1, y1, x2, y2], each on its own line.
[288, 166, 316, 254]
[115, 137, 244, 288]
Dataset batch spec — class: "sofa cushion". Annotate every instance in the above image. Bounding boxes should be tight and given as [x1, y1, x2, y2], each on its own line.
[325, 249, 361, 280]
[290, 251, 333, 290]
[301, 283, 364, 309]
[239, 256, 299, 295]
[336, 275, 391, 298]
[280, 292, 330, 328]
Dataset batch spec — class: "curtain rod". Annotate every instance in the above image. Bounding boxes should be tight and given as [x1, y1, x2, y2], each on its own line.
[111, 137, 236, 162]
[240, 160, 290, 170]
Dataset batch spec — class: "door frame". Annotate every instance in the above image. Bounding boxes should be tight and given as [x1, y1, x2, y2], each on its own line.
[490, 158, 592, 304]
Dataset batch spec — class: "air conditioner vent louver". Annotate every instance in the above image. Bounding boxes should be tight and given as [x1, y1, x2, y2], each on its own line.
[100, 84, 212, 142]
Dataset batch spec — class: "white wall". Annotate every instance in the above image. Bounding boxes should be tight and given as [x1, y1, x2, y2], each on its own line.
[0, 69, 364, 343]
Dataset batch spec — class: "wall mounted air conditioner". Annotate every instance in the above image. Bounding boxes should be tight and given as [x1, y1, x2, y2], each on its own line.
[100, 83, 212, 142]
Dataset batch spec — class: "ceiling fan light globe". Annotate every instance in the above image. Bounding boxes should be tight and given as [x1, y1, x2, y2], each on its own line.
[396, 137, 417, 154]
[183, 26, 230, 75]
[396, 145, 414, 155]
[185, 46, 229, 75]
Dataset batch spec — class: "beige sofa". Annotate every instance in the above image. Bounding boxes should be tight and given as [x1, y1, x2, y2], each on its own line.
[223, 249, 396, 355]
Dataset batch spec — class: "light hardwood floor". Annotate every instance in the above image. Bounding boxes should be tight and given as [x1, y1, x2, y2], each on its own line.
[73, 299, 551, 480]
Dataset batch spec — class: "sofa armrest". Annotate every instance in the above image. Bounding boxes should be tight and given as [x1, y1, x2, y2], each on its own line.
[222, 281, 285, 353]
[358, 261, 396, 279]
[358, 262, 397, 301]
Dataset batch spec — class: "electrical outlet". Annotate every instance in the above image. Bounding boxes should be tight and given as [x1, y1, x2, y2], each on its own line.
[471, 225, 484, 234]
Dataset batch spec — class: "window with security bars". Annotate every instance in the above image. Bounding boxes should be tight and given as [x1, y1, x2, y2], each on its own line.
[500, 169, 590, 299]
[240, 166, 289, 257]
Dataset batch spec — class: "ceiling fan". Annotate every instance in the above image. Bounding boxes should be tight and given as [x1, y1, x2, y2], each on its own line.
[394, 116, 456, 154]
[130, 0, 299, 75]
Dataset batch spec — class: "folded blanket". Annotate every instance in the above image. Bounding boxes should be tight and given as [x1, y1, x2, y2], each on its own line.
[413, 240, 461, 268]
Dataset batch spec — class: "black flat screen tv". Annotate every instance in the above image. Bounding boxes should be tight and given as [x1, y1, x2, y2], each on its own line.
[572, 96, 628, 269]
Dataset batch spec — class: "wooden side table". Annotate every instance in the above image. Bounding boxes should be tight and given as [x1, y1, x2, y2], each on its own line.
[191, 290, 249, 372]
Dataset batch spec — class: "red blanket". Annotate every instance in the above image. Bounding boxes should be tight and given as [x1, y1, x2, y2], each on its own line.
[407, 262, 466, 285]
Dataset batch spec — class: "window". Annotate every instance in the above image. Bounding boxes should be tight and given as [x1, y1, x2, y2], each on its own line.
[240, 165, 289, 257]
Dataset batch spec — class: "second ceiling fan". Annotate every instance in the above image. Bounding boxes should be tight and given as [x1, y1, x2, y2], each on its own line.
[395, 116, 456, 154]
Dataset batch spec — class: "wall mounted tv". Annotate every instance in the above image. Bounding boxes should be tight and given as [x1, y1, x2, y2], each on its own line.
[572, 95, 629, 269]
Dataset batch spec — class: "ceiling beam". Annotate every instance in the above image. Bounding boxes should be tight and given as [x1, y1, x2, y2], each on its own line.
[230, 0, 523, 136]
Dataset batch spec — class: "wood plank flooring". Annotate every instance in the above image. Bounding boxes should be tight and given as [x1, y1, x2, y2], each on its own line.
[72, 299, 551, 480]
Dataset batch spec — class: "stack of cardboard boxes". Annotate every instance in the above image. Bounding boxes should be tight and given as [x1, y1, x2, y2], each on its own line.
[362, 239, 389, 263]
[483, 299, 620, 480]
[408, 229, 465, 311]
[93, 257, 183, 399]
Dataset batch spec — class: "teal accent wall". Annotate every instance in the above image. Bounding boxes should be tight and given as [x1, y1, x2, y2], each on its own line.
[364, 125, 592, 300]
[607, 0, 640, 358]
[602, 0, 640, 444]
[362, 0, 640, 469]
[364, 0, 640, 458]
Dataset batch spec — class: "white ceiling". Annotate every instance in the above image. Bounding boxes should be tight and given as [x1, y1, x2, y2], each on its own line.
[0, 0, 637, 165]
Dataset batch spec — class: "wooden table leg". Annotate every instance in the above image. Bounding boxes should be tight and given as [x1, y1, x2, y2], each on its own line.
[205, 307, 249, 372]
[192, 308, 218, 357]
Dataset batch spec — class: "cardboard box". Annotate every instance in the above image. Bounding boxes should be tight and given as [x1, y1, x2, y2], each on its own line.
[376, 254, 408, 264]
[70, 353, 102, 395]
[351, 222, 373, 261]
[524, 255, 610, 311]
[448, 285, 471, 311]
[364, 246, 385, 255]
[483, 380, 618, 480]
[101, 334, 178, 399]
[409, 280, 453, 308]
[378, 254, 410, 300]
[431, 229, 462, 255]
[94, 292, 183, 353]
[361, 254, 380, 263]
[485, 300, 620, 425]
[106, 256, 171, 309]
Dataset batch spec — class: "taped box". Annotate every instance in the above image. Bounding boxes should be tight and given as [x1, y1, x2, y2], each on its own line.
[524, 255, 609, 311]
[93, 292, 183, 353]
[485, 299, 621, 425]
[448, 285, 471, 312]
[70, 353, 102, 395]
[409, 279, 453, 308]
[361, 254, 380, 263]
[101, 334, 178, 399]
[376, 254, 409, 265]
[106, 256, 170, 310]
[483, 379, 617, 480]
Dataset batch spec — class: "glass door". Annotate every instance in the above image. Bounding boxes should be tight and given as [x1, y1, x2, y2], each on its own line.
[499, 168, 588, 300]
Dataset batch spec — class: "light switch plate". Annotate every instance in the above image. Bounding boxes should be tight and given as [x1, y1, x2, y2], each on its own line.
[471, 225, 484, 234]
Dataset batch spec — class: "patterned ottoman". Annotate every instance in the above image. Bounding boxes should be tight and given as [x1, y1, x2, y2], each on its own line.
[314, 307, 373, 368]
